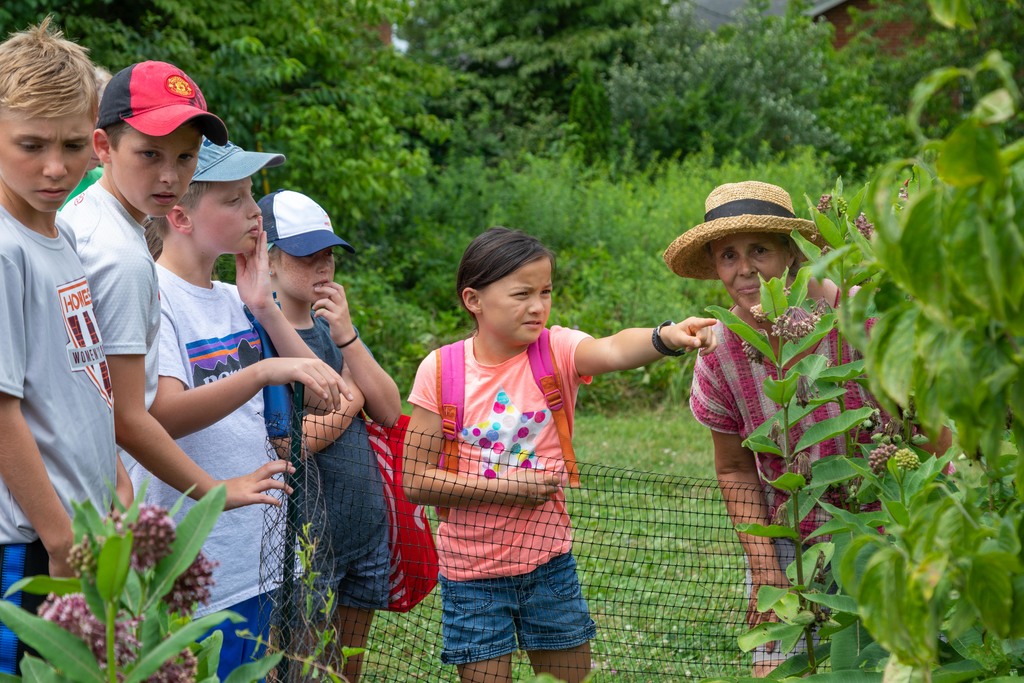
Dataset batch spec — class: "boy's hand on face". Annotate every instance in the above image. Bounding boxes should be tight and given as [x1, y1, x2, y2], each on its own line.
[221, 459, 296, 510]
[312, 282, 356, 346]
[258, 357, 347, 413]
[236, 229, 275, 313]
[662, 317, 719, 356]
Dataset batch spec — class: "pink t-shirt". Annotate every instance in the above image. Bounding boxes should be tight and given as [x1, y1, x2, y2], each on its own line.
[408, 325, 592, 581]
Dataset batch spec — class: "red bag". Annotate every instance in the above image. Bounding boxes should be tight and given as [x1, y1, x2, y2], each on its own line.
[365, 414, 439, 612]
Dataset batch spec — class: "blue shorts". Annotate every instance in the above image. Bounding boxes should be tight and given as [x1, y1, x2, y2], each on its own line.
[201, 592, 273, 681]
[0, 541, 48, 675]
[439, 552, 596, 666]
[323, 534, 390, 611]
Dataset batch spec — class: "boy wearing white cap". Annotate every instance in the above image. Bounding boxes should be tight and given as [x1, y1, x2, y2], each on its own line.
[144, 143, 350, 677]
[262, 190, 402, 682]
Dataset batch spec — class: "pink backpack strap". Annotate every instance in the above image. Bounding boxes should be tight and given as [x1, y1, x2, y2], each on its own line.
[526, 329, 580, 487]
[438, 340, 465, 442]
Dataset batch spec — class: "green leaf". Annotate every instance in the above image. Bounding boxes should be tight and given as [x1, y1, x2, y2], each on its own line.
[706, 305, 776, 364]
[787, 268, 812, 309]
[0, 602, 104, 683]
[744, 434, 783, 456]
[908, 67, 968, 140]
[793, 407, 874, 453]
[737, 621, 804, 652]
[884, 500, 910, 528]
[816, 360, 866, 384]
[811, 210, 843, 249]
[928, 0, 976, 29]
[802, 592, 858, 614]
[973, 88, 1015, 125]
[767, 472, 806, 492]
[763, 374, 799, 407]
[937, 122, 1003, 188]
[755, 585, 790, 611]
[781, 315, 836, 367]
[96, 533, 132, 603]
[5, 575, 80, 598]
[221, 653, 283, 683]
[967, 553, 1013, 637]
[147, 485, 226, 610]
[122, 611, 244, 683]
[760, 276, 788, 320]
[18, 655, 73, 683]
[735, 523, 799, 540]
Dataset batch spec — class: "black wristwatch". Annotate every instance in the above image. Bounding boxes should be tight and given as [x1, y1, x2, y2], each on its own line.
[652, 320, 686, 357]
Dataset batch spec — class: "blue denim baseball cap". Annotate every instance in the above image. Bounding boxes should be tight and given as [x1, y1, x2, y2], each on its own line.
[192, 138, 285, 183]
[259, 190, 354, 257]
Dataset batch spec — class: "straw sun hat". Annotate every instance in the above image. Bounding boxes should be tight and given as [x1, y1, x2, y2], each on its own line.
[663, 180, 824, 280]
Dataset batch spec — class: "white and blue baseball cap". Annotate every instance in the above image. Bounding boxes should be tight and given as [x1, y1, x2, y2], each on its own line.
[192, 138, 285, 183]
[259, 189, 354, 257]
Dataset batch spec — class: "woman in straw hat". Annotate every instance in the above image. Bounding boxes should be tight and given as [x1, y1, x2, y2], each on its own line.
[664, 180, 870, 676]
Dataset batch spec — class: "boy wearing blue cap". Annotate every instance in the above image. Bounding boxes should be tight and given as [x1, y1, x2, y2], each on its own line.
[143, 141, 354, 677]
[263, 190, 402, 682]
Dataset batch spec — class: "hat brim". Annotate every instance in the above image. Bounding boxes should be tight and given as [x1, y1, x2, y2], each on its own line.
[126, 107, 229, 146]
[193, 150, 286, 183]
[272, 231, 355, 257]
[663, 214, 823, 280]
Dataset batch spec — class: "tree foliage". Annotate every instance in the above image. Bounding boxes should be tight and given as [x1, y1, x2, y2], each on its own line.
[402, 0, 666, 161]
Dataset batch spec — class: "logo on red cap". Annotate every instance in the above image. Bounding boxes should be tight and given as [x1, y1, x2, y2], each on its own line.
[164, 75, 196, 99]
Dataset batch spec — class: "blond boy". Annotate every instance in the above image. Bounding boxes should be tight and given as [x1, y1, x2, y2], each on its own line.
[0, 20, 124, 674]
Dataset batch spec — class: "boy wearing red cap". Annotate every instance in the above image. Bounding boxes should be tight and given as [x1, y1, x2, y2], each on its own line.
[60, 62, 300, 511]
[0, 20, 122, 674]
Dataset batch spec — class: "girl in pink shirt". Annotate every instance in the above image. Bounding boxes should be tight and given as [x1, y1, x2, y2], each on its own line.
[404, 226, 716, 683]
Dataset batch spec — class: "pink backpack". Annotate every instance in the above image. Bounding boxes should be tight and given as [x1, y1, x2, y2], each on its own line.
[434, 328, 580, 517]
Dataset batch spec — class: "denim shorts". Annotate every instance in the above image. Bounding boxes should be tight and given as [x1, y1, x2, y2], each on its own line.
[439, 552, 597, 666]
[328, 533, 391, 610]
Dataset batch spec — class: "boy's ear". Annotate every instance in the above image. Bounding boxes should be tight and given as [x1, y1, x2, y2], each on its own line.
[462, 288, 482, 314]
[164, 206, 193, 235]
[93, 129, 113, 165]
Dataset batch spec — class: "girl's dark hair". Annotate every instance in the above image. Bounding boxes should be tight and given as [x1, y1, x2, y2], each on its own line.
[456, 226, 555, 314]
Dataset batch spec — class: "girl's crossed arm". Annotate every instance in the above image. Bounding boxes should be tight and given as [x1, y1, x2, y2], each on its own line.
[403, 406, 561, 509]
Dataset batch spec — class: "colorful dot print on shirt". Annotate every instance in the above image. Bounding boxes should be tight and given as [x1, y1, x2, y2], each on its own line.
[460, 388, 550, 479]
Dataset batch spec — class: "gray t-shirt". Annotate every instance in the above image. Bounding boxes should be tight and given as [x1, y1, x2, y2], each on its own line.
[61, 185, 160, 408]
[135, 264, 279, 615]
[0, 207, 116, 544]
[296, 318, 388, 568]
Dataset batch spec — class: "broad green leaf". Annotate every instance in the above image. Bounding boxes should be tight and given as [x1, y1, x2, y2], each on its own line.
[973, 88, 1015, 125]
[760, 276, 788, 320]
[781, 315, 836, 367]
[147, 485, 227, 610]
[763, 374, 798, 407]
[755, 585, 789, 611]
[811, 210, 843, 249]
[802, 592, 858, 614]
[122, 611, 244, 683]
[786, 267, 811, 309]
[196, 628, 224, 681]
[767, 472, 806, 492]
[5, 575, 80, 598]
[0, 602, 104, 683]
[735, 523, 799, 540]
[793, 407, 874, 453]
[737, 621, 804, 652]
[96, 533, 132, 603]
[18, 655, 72, 683]
[884, 500, 909, 528]
[967, 553, 1013, 637]
[937, 122, 1003, 188]
[744, 434, 783, 456]
[792, 229, 821, 261]
[222, 653, 283, 683]
[933, 660, 996, 683]
[928, 0, 976, 29]
[908, 67, 968, 140]
[706, 305, 776, 364]
[809, 455, 860, 487]
[816, 360, 866, 385]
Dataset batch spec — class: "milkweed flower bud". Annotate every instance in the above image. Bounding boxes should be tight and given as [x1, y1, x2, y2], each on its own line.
[854, 212, 874, 239]
[894, 448, 920, 471]
[816, 194, 832, 213]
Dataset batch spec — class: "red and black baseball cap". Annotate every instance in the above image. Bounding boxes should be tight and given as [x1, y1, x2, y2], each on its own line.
[97, 61, 228, 145]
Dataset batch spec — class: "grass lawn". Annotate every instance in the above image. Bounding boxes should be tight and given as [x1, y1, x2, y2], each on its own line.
[354, 408, 751, 682]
